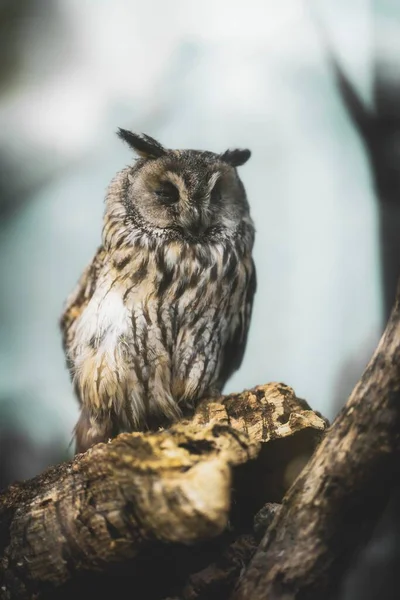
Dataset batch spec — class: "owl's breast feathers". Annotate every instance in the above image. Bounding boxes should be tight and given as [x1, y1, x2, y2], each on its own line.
[61, 228, 255, 430]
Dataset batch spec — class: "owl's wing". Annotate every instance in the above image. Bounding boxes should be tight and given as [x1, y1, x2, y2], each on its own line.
[60, 246, 106, 355]
[219, 259, 257, 390]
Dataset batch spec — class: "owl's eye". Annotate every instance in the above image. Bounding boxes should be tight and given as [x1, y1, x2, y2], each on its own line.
[210, 182, 222, 203]
[155, 182, 180, 205]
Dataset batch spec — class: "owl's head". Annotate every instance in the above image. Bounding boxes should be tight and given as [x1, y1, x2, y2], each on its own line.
[112, 129, 252, 242]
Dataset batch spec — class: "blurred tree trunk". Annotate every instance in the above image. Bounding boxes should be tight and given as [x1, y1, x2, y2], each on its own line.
[331, 44, 400, 323]
[373, 62, 400, 322]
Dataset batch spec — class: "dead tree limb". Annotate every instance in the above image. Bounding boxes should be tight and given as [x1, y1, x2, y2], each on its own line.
[232, 282, 400, 600]
[0, 384, 326, 600]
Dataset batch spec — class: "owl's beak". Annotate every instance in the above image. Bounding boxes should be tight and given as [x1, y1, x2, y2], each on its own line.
[186, 222, 208, 236]
[182, 207, 208, 237]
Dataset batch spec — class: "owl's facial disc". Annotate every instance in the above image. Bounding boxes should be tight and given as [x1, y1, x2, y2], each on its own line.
[161, 171, 221, 237]
[140, 169, 212, 237]
[153, 179, 208, 236]
[127, 151, 248, 239]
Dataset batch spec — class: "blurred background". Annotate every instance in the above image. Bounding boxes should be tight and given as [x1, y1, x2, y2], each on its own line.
[0, 1, 399, 596]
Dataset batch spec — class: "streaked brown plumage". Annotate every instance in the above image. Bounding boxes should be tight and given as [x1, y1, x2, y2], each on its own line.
[60, 130, 256, 453]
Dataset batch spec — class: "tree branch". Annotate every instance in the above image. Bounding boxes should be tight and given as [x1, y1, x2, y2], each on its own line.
[0, 384, 326, 600]
[232, 281, 400, 600]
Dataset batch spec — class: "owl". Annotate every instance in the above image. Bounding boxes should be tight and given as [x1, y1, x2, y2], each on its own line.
[60, 130, 256, 453]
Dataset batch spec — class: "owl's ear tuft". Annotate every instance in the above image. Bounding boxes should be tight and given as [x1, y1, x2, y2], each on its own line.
[220, 148, 251, 167]
[117, 129, 166, 159]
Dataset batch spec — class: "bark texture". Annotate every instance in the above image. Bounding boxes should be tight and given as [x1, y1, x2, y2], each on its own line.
[233, 283, 400, 600]
[0, 383, 326, 600]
